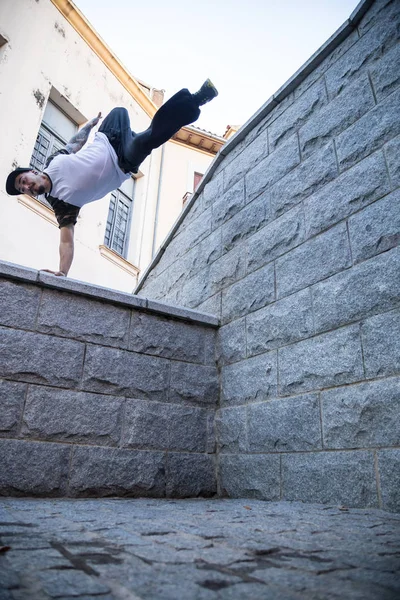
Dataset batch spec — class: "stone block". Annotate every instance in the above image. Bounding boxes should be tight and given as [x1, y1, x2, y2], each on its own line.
[122, 399, 208, 452]
[0, 260, 38, 283]
[248, 394, 322, 452]
[217, 406, 247, 453]
[38, 570, 111, 598]
[212, 179, 245, 229]
[370, 42, 400, 102]
[246, 136, 300, 203]
[321, 377, 400, 449]
[195, 292, 221, 318]
[21, 386, 123, 446]
[199, 227, 222, 268]
[219, 454, 280, 500]
[221, 352, 277, 406]
[271, 143, 338, 218]
[217, 317, 246, 366]
[129, 312, 208, 364]
[268, 78, 328, 151]
[178, 268, 212, 309]
[69, 446, 166, 497]
[282, 450, 378, 507]
[312, 248, 400, 333]
[336, 86, 400, 171]
[0, 327, 85, 388]
[202, 171, 224, 209]
[276, 223, 351, 299]
[206, 410, 216, 453]
[208, 247, 246, 296]
[384, 135, 400, 189]
[37, 290, 130, 347]
[224, 131, 269, 189]
[221, 191, 271, 254]
[304, 150, 390, 237]
[325, 14, 399, 98]
[279, 325, 364, 396]
[169, 362, 218, 406]
[361, 308, 400, 378]
[357, 0, 398, 35]
[82, 345, 169, 401]
[221, 263, 275, 323]
[0, 439, 70, 496]
[348, 190, 400, 263]
[378, 449, 400, 512]
[0, 380, 26, 436]
[299, 76, 375, 159]
[246, 288, 314, 356]
[166, 453, 216, 497]
[247, 205, 306, 274]
[146, 298, 219, 327]
[0, 279, 41, 329]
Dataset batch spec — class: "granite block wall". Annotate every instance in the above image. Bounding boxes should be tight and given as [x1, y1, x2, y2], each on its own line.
[137, 0, 400, 511]
[0, 262, 218, 498]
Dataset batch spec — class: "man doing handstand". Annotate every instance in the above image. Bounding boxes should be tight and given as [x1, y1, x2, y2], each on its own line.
[5, 79, 218, 276]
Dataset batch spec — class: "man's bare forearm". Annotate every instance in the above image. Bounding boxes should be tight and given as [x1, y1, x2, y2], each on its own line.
[66, 113, 102, 153]
[59, 225, 75, 275]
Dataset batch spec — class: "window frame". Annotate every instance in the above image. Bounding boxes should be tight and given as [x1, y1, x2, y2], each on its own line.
[104, 187, 134, 259]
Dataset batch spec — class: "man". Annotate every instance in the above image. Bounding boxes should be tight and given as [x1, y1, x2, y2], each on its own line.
[6, 79, 218, 277]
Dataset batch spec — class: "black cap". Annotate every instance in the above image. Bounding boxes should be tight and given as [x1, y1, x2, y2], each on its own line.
[6, 167, 32, 195]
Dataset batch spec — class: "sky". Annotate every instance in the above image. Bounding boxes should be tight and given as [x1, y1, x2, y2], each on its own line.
[73, 0, 361, 136]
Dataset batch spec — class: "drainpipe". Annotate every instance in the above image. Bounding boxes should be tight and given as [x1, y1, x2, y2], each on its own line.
[151, 144, 165, 259]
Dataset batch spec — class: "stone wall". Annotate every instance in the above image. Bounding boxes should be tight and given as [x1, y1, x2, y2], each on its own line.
[137, 0, 400, 511]
[0, 261, 218, 498]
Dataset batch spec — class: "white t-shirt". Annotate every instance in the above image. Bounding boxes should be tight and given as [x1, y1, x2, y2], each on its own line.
[44, 132, 130, 208]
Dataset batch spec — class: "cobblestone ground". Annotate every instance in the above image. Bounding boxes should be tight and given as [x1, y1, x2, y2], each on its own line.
[0, 498, 399, 600]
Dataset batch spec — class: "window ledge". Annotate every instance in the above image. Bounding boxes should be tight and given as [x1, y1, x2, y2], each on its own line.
[17, 194, 58, 227]
[99, 245, 140, 279]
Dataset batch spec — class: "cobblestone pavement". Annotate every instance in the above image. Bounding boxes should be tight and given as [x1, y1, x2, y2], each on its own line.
[0, 498, 399, 600]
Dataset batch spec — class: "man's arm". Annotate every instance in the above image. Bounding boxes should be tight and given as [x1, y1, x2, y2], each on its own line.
[65, 113, 102, 154]
[41, 225, 74, 277]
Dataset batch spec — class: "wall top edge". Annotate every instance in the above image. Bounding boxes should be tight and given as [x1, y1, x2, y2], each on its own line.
[134, 0, 375, 294]
[0, 260, 219, 328]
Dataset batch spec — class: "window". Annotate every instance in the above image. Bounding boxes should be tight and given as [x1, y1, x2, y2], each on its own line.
[104, 189, 133, 257]
[194, 171, 203, 190]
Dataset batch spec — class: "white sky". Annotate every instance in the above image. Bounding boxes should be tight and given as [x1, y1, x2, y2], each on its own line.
[73, 0, 361, 136]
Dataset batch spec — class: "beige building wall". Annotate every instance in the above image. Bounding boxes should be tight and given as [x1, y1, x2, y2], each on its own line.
[0, 0, 220, 293]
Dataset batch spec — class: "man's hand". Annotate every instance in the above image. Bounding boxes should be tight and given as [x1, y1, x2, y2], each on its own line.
[40, 269, 66, 277]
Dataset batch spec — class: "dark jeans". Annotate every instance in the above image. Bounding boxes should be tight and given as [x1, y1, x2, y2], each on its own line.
[99, 88, 200, 173]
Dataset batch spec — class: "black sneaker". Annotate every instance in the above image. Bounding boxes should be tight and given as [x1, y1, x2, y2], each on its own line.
[193, 79, 218, 106]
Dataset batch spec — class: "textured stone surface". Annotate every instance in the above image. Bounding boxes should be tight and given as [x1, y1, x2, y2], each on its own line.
[217, 406, 247, 453]
[169, 362, 219, 406]
[166, 453, 216, 497]
[122, 399, 208, 452]
[0, 439, 70, 496]
[299, 75, 375, 158]
[217, 318, 246, 366]
[368, 38, 400, 101]
[221, 352, 277, 406]
[348, 190, 400, 263]
[312, 248, 400, 333]
[247, 289, 314, 355]
[220, 455, 280, 499]
[247, 205, 306, 274]
[207, 247, 246, 296]
[282, 451, 378, 507]
[384, 135, 400, 188]
[224, 131, 269, 189]
[279, 326, 364, 396]
[304, 150, 391, 237]
[221, 192, 271, 254]
[0, 327, 85, 388]
[69, 446, 166, 497]
[276, 223, 351, 298]
[129, 312, 212, 364]
[82, 345, 170, 401]
[321, 377, 400, 449]
[4, 498, 399, 599]
[245, 136, 300, 203]
[378, 449, 400, 512]
[248, 394, 322, 452]
[221, 263, 275, 323]
[0, 380, 26, 436]
[212, 180, 245, 229]
[361, 308, 400, 378]
[336, 86, 400, 170]
[21, 386, 123, 446]
[37, 290, 130, 347]
[0, 279, 41, 329]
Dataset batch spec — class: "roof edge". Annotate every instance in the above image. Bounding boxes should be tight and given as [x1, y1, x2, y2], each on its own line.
[134, 0, 374, 294]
